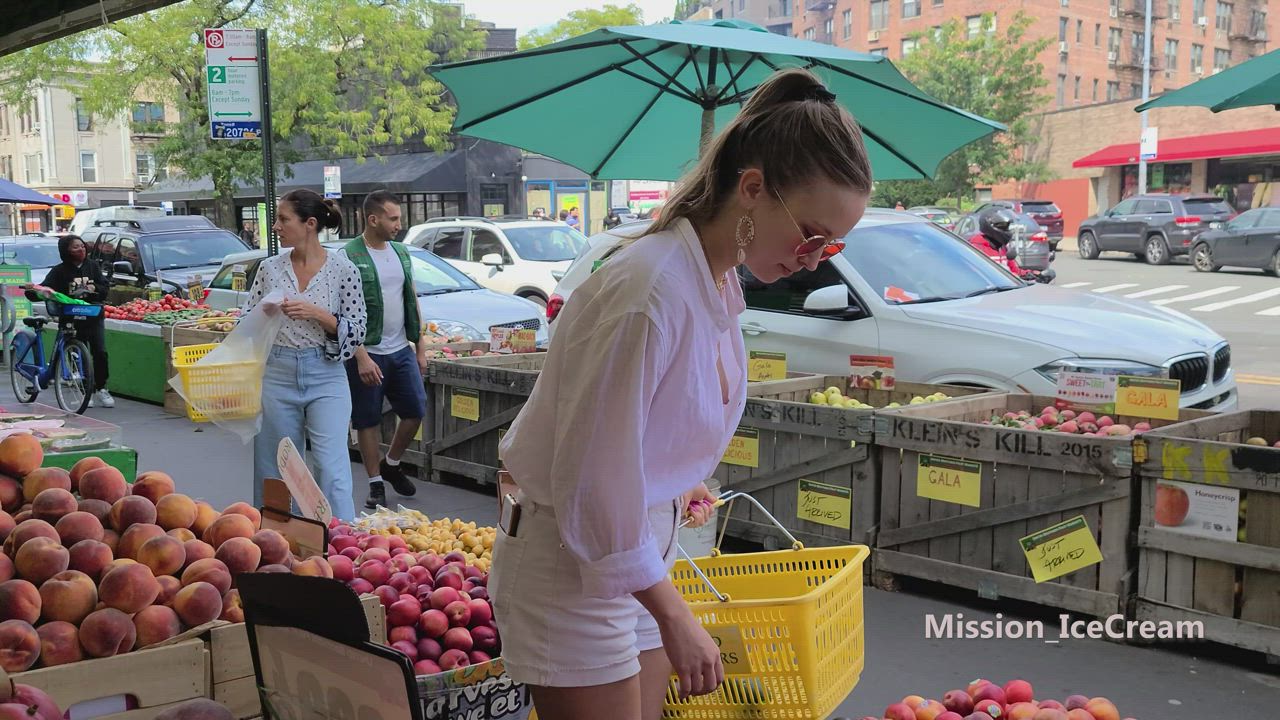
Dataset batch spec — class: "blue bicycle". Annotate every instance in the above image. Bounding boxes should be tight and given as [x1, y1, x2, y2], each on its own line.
[9, 290, 100, 414]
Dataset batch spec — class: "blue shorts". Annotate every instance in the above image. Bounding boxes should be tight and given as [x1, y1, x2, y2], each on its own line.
[346, 346, 427, 430]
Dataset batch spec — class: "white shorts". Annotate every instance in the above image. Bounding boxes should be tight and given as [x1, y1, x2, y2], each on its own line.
[489, 493, 681, 688]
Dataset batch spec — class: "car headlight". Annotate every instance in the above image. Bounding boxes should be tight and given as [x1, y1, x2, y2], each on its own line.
[1034, 358, 1165, 384]
[424, 319, 486, 341]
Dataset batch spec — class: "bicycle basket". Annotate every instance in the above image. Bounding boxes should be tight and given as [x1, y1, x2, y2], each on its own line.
[46, 301, 103, 319]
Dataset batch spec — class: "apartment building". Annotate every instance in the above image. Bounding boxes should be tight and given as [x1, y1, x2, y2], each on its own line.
[0, 78, 167, 233]
[684, 0, 798, 34]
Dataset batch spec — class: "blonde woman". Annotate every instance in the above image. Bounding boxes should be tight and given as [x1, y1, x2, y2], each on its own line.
[491, 68, 874, 719]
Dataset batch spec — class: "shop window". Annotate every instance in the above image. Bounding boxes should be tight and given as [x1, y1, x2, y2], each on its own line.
[480, 184, 508, 218]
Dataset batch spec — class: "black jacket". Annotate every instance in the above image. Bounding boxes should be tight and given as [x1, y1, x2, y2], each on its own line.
[43, 260, 109, 303]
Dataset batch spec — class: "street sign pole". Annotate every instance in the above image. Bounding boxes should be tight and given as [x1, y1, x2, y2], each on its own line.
[258, 29, 278, 256]
[1138, 0, 1154, 194]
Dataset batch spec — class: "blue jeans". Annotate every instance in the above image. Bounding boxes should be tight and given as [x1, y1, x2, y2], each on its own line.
[253, 346, 356, 521]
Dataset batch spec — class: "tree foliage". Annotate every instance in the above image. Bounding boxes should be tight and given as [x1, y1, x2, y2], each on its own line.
[0, 0, 485, 228]
[517, 4, 644, 50]
[874, 12, 1052, 207]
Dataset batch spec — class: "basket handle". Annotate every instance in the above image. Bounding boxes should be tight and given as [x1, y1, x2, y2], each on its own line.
[675, 490, 804, 603]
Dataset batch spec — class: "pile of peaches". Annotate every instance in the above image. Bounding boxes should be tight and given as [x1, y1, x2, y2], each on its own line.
[864, 678, 1135, 720]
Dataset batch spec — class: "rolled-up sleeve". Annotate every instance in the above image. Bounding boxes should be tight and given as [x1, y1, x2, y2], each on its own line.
[549, 311, 669, 599]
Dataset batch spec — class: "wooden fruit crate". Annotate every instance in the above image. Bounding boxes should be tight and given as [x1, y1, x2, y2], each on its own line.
[427, 352, 546, 487]
[712, 375, 989, 551]
[1132, 410, 1280, 656]
[872, 393, 1209, 619]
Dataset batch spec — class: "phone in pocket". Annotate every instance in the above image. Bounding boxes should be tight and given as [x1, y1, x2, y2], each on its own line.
[499, 492, 522, 538]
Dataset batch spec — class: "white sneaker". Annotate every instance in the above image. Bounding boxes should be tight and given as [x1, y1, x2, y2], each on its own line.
[94, 390, 115, 408]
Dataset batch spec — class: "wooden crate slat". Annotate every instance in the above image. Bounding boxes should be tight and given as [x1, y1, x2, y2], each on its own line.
[1097, 491, 1130, 599]
[1240, 490, 1280, 629]
[1060, 472, 1101, 592]
[897, 449, 931, 559]
[1136, 601, 1280, 656]
[1138, 526, 1280, 572]
[989, 463, 1030, 576]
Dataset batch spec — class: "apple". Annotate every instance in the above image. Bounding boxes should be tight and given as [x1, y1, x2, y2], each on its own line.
[1154, 483, 1191, 527]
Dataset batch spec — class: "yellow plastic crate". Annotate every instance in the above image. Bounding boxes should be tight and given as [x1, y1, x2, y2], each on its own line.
[171, 343, 261, 423]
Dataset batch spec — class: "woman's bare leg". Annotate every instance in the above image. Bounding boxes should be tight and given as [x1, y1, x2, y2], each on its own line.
[531, 675, 642, 720]
[638, 647, 674, 720]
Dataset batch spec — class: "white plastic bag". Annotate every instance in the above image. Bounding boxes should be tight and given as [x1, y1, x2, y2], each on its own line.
[168, 290, 286, 442]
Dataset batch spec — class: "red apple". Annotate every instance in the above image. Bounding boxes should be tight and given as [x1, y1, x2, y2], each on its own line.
[1003, 680, 1034, 705]
[1154, 483, 1191, 527]
[419, 609, 449, 638]
[944, 690, 974, 715]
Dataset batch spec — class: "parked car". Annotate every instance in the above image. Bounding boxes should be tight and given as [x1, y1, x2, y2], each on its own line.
[976, 200, 1064, 248]
[403, 217, 589, 307]
[1189, 206, 1280, 275]
[79, 215, 253, 296]
[547, 220, 650, 327]
[552, 211, 1236, 410]
[1077, 194, 1234, 265]
[68, 205, 168, 237]
[205, 243, 549, 345]
[906, 206, 958, 229]
[0, 235, 64, 278]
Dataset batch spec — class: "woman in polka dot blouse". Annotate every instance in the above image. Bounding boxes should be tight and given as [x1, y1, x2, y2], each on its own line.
[243, 188, 368, 520]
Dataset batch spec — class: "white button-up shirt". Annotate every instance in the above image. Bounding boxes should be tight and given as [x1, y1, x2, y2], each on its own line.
[498, 217, 747, 599]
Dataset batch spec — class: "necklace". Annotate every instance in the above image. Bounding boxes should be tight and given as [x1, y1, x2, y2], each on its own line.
[715, 274, 726, 292]
[696, 230, 728, 292]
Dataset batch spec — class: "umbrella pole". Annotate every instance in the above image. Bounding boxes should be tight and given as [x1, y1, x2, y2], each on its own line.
[698, 84, 719, 158]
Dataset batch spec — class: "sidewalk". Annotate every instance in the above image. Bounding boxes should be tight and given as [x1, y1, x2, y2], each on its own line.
[28, 392, 1278, 719]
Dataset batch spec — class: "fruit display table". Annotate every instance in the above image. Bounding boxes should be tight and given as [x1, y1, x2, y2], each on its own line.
[871, 393, 1212, 620]
[42, 320, 166, 404]
[1132, 410, 1280, 655]
[0, 403, 136, 478]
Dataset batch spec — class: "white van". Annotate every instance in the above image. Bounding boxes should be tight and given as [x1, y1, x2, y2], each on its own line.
[68, 205, 168, 237]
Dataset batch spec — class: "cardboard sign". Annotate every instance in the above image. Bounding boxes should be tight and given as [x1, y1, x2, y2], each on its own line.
[259, 478, 328, 559]
[231, 264, 248, 292]
[797, 479, 851, 530]
[276, 437, 333, 525]
[489, 326, 536, 354]
[416, 657, 533, 720]
[1116, 376, 1180, 420]
[1056, 371, 1117, 408]
[850, 354, 895, 390]
[721, 427, 759, 468]
[186, 275, 205, 304]
[747, 350, 787, 382]
[1020, 515, 1104, 583]
[706, 625, 750, 672]
[917, 454, 982, 507]
[451, 388, 480, 422]
[1154, 480, 1240, 542]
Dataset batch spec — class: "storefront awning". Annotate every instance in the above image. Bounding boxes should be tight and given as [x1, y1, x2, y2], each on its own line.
[1072, 126, 1280, 168]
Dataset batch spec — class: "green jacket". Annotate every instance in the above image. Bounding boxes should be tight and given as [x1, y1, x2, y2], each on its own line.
[343, 236, 421, 347]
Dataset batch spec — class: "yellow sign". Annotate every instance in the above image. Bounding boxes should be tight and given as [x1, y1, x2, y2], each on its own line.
[747, 351, 787, 382]
[450, 388, 480, 422]
[706, 625, 749, 671]
[186, 276, 205, 304]
[231, 265, 248, 293]
[797, 479, 851, 530]
[916, 454, 982, 507]
[1020, 515, 1104, 583]
[1115, 376, 1180, 421]
[721, 427, 759, 468]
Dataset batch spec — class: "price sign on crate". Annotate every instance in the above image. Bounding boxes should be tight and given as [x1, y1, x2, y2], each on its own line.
[186, 275, 205, 304]
[1115, 376, 1180, 420]
[747, 350, 786, 382]
[721, 427, 759, 468]
[1055, 371, 1117, 410]
[450, 388, 480, 422]
[797, 479, 851, 530]
[916, 454, 982, 507]
[231, 265, 248, 292]
[1019, 515, 1103, 583]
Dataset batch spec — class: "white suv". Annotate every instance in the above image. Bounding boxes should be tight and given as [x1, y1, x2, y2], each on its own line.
[404, 217, 588, 307]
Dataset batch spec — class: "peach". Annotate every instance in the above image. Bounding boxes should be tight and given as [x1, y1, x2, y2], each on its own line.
[972, 685, 1005, 707]
[914, 700, 947, 720]
[0, 619, 40, 671]
[1006, 703, 1039, 720]
[36, 620, 83, 667]
[973, 702, 1003, 719]
[31, 488, 77, 524]
[100, 528, 120, 555]
[109, 495, 157, 533]
[221, 502, 262, 530]
[0, 554, 10, 583]
[21, 469, 70, 506]
[104, 558, 137, 575]
[0, 436, 45, 480]
[11, 509, 30, 525]
[38, 570, 97, 624]
[0, 511, 13, 544]
[133, 605, 182, 648]
[99, 562, 160, 613]
[292, 555, 333, 578]
[190, 501, 219, 537]
[137, 535, 186, 577]
[0, 580, 41, 623]
[15, 536, 69, 586]
[220, 589, 244, 623]
[883, 703, 916, 720]
[203, 513, 254, 549]
[182, 540, 215, 568]
[0, 476, 21, 513]
[77, 498, 112, 524]
[1039, 701, 1066, 711]
[251, 529, 290, 566]
[156, 574, 182, 606]
[79, 466, 127, 505]
[173, 581, 223, 627]
[1084, 698, 1120, 720]
[167, 528, 197, 543]
[153, 698, 236, 720]
[1064, 696, 1090, 711]
[258, 564, 290, 573]
[215, 536, 261, 577]
[118, 523, 164, 560]
[181, 558, 232, 595]
[1032, 711, 1069, 720]
[55, 511, 104, 547]
[68, 539, 113, 581]
[1066, 711, 1095, 720]
[131, 472, 175, 504]
[4, 518, 58, 555]
[70, 456, 108, 492]
[79, 608, 136, 657]
[156, 494, 198, 531]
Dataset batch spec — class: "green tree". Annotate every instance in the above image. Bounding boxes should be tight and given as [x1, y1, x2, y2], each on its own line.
[518, 4, 644, 50]
[0, 0, 484, 229]
[875, 12, 1052, 207]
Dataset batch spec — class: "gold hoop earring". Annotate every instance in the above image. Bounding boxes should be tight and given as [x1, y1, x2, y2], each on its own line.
[735, 214, 755, 264]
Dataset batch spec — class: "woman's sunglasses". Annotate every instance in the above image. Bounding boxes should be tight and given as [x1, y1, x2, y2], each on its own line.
[774, 189, 845, 261]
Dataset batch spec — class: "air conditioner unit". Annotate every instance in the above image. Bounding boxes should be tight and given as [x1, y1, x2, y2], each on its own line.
[1193, 64, 1204, 73]
[1059, 40, 1069, 53]
[867, 30, 880, 41]
[1109, 6, 1118, 17]
[138, 174, 154, 185]
[1172, 10, 1180, 19]
[1196, 16, 1207, 26]
[1108, 50, 1118, 63]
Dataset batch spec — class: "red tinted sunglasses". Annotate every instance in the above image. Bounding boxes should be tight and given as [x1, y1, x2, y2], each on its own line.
[776, 189, 845, 261]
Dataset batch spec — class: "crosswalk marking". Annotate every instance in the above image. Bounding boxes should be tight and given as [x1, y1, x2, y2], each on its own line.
[1124, 285, 1188, 298]
[1061, 281, 1092, 288]
[1092, 283, 1140, 293]
[1257, 306, 1280, 316]
[1151, 286, 1241, 305]
[1191, 287, 1280, 312]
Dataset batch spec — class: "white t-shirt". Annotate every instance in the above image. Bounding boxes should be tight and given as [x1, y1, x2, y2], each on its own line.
[364, 243, 410, 355]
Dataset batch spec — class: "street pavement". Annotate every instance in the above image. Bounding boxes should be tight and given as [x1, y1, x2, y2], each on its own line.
[5, 390, 1274, 718]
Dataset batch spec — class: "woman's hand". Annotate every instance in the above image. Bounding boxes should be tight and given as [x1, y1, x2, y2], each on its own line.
[682, 482, 718, 528]
[658, 607, 725, 699]
[281, 298, 327, 322]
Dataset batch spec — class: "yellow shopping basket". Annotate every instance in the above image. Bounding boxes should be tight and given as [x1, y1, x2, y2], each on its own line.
[664, 491, 868, 720]
[171, 343, 262, 423]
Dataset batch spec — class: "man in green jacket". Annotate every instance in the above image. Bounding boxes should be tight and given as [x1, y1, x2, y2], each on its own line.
[343, 190, 429, 509]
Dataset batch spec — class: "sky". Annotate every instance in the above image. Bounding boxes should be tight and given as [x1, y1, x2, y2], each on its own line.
[467, 0, 677, 38]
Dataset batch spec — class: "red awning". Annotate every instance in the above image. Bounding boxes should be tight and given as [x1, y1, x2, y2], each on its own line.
[1072, 126, 1280, 168]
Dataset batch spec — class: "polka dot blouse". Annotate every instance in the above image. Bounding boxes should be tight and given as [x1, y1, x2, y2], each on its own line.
[243, 252, 367, 361]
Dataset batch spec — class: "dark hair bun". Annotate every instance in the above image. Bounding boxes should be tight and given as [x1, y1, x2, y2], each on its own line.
[322, 199, 342, 230]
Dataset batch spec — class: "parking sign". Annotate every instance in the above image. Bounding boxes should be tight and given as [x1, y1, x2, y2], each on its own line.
[204, 28, 262, 140]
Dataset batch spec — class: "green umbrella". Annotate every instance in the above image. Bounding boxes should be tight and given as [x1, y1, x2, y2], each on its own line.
[1136, 48, 1280, 112]
[430, 19, 1004, 181]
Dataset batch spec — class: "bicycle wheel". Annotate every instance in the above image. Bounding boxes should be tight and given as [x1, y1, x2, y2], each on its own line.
[53, 339, 93, 415]
[8, 333, 39, 403]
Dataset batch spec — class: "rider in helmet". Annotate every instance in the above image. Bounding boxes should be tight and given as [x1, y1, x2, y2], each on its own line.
[969, 207, 1022, 274]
